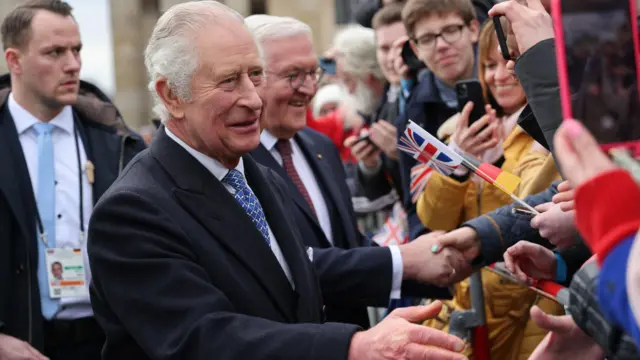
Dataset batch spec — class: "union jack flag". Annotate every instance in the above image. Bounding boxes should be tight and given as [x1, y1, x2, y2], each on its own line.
[398, 121, 463, 175]
[410, 163, 432, 204]
[372, 203, 408, 247]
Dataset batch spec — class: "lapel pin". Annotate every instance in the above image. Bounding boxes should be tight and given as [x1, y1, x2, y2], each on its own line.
[317, 154, 323, 159]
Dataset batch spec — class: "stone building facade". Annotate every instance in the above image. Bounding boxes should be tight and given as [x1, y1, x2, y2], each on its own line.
[0, 0, 342, 129]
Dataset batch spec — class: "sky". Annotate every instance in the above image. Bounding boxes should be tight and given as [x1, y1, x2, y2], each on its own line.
[66, 0, 116, 97]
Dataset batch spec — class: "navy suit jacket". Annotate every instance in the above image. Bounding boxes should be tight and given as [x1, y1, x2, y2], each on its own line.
[88, 129, 363, 359]
[251, 128, 391, 327]
[250, 128, 452, 327]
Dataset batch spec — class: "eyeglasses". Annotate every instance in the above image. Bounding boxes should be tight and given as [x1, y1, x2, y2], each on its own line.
[268, 67, 324, 90]
[412, 24, 466, 50]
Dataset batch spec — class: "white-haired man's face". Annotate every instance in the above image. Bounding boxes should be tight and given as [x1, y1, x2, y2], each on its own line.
[261, 34, 318, 139]
[160, 19, 264, 166]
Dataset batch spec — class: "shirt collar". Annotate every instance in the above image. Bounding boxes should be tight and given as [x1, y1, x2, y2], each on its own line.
[259, 129, 280, 152]
[164, 126, 244, 182]
[9, 92, 74, 135]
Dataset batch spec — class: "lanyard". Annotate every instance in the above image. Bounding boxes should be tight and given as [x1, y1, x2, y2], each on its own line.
[35, 115, 85, 247]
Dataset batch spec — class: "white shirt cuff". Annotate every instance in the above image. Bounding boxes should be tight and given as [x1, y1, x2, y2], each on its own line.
[358, 158, 382, 178]
[388, 245, 403, 299]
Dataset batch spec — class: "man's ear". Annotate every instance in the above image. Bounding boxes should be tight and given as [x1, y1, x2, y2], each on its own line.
[468, 19, 481, 43]
[155, 78, 186, 120]
[5, 48, 23, 75]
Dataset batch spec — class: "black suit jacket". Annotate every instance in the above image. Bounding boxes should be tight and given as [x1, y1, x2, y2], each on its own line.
[0, 97, 145, 350]
[250, 128, 452, 326]
[251, 129, 389, 327]
[88, 129, 360, 359]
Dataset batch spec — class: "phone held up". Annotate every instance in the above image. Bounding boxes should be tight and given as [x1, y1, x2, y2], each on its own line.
[456, 79, 486, 127]
[493, 15, 512, 61]
[318, 56, 336, 76]
[552, 0, 640, 156]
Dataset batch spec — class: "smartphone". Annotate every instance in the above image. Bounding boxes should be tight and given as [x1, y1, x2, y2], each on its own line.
[354, 133, 378, 149]
[511, 207, 537, 217]
[455, 80, 486, 126]
[318, 56, 336, 75]
[553, 0, 640, 155]
[493, 16, 512, 61]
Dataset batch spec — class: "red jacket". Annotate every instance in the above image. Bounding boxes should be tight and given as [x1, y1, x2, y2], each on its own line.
[306, 108, 358, 163]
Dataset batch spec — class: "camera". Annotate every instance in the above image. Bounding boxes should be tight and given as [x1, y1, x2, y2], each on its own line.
[456, 83, 468, 98]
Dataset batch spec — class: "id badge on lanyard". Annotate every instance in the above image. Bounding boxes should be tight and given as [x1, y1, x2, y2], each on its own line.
[37, 115, 91, 299]
[45, 247, 88, 298]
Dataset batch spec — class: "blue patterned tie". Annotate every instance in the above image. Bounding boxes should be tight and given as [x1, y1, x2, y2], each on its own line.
[223, 169, 271, 245]
[33, 122, 59, 319]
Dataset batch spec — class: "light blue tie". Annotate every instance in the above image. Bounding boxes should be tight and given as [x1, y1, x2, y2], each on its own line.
[33, 123, 59, 319]
[223, 169, 271, 245]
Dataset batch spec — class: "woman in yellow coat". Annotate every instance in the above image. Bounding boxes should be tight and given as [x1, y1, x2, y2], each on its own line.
[418, 21, 563, 360]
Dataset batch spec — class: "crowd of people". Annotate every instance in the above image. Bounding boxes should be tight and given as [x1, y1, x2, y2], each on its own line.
[0, 0, 639, 359]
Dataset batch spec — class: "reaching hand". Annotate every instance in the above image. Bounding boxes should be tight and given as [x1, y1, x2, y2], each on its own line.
[0, 334, 49, 360]
[528, 306, 605, 360]
[450, 102, 499, 158]
[551, 181, 575, 211]
[530, 202, 577, 248]
[432, 227, 481, 262]
[488, 0, 554, 58]
[348, 301, 467, 360]
[553, 119, 617, 189]
[400, 231, 471, 286]
[503, 241, 556, 283]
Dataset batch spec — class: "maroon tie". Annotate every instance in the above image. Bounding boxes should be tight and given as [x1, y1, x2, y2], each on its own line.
[276, 139, 317, 217]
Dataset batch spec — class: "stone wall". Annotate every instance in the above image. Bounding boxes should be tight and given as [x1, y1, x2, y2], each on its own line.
[0, 0, 338, 130]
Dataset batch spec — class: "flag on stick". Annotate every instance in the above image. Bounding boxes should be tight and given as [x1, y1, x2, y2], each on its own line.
[461, 154, 522, 194]
[398, 121, 464, 175]
[397, 120, 539, 215]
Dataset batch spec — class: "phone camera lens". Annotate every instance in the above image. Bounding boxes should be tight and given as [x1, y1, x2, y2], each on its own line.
[457, 85, 468, 98]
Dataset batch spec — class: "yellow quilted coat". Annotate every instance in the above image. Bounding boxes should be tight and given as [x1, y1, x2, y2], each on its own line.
[417, 116, 564, 360]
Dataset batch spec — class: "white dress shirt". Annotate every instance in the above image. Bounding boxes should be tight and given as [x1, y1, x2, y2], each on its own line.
[260, 130, 334, 244]
[9, 93, 94, 320]
[165, 127, 294, 288]
[260, 130, 403, 299]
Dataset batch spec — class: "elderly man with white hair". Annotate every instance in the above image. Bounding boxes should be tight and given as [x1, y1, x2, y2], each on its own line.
[247, 14, 463, 330]
[87, 2, 468, 359]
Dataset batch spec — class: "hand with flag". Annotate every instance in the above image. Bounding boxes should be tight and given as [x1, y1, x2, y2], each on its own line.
[397, 120, 533, 212]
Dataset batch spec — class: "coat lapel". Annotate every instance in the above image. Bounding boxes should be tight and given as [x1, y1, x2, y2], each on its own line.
[0, 103, 37, 246]
[150, 129, 298, 322]
[250, 144, 327, 242]
[295, 130, 358, 248]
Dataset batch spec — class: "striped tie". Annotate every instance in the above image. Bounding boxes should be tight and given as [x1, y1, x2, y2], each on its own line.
[276, 140, 317, 217]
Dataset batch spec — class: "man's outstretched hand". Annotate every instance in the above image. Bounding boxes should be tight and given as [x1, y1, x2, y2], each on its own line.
[348, 301, 467, 360]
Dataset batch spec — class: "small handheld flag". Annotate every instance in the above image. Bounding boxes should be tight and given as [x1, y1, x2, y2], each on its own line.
[398, 121, 464, 175]
[397, 120, 538, 215]
[409, 163, 432, 203]
[461, 154, 521, 195]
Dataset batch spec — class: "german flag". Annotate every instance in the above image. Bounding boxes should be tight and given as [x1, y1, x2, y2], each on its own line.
[461, 154, 521, 195]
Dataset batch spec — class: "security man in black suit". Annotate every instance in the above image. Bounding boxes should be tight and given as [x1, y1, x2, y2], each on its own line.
[0, 1, 145, 359]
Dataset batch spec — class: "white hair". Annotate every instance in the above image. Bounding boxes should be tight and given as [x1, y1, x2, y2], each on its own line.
[244, 14, 312, 60]
[333, 24, 385, 82]
[312, 84, 346, 117]
[144, 1, 243, 123]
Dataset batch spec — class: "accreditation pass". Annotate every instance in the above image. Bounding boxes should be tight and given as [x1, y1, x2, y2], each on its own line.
[45, 248, 89, 298]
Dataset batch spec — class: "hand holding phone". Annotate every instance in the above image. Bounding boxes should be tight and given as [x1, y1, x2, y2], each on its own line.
[553, 0, 640, 153]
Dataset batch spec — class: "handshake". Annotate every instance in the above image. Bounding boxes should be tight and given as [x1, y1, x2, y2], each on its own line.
[398, 228, 481, 287]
